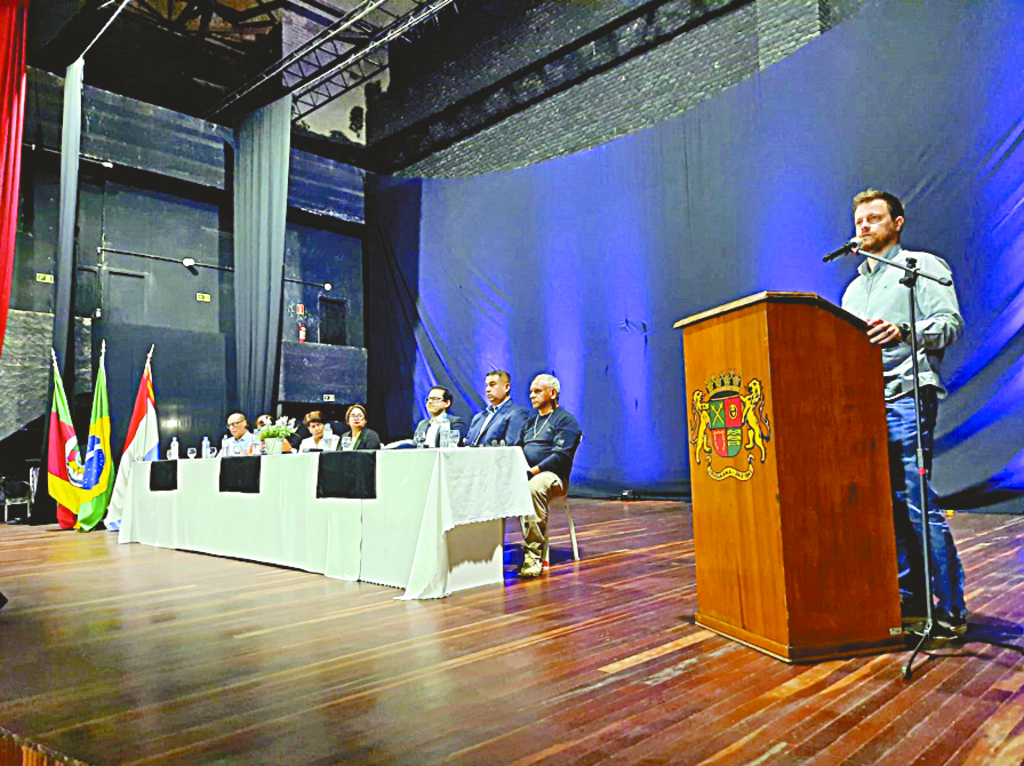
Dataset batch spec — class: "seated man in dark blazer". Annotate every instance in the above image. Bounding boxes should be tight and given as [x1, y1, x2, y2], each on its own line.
[465, 370, 531, 447]
[413, 386, 467, 447]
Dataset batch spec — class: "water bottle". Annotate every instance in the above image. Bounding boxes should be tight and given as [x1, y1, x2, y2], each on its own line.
[221, 435, 231, 457]
[323, 422, 333, 442]
[168, 437, 179, 460]
[438, 419, 451, 448]
[202, 436, 211, 459]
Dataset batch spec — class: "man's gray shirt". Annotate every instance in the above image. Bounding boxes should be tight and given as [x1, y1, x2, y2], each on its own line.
[840, 245, 964, 400]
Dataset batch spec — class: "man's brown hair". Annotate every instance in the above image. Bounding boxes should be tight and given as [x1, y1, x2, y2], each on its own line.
[853, 188, 906, 223]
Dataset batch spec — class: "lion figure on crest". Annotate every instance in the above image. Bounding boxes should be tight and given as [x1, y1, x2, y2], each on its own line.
[689, 389, 712, 464]
[741, 378, 771, 462]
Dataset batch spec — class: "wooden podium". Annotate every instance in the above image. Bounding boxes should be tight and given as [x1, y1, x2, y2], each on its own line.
[675, 292, 903, 663]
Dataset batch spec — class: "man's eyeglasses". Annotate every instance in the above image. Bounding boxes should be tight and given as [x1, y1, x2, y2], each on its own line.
[227, 420, 246, 428]
[425, 396, 445, 403]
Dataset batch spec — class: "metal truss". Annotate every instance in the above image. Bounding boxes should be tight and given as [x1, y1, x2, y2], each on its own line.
[290, 0, 458, 124]
[202, 0, 457, 122]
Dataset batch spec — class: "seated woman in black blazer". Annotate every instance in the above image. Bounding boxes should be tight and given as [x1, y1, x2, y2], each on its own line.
[339, 403, 381, 450]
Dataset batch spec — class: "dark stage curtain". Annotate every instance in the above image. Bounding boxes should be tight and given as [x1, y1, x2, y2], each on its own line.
[52, 60, 83, 378]
[367, 0, 1024, 507]
[0, 0, 29, 362]
[233, 95, 291, 420]
[38, 59, 85, 527]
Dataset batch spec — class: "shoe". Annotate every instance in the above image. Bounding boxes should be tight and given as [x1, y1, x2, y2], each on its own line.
[519, 555, 544, 578]
[906, 615, 967, 646]
[935, 613, 968, 637]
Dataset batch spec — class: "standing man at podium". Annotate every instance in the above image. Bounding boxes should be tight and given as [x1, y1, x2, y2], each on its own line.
[839, 188, 967, 639]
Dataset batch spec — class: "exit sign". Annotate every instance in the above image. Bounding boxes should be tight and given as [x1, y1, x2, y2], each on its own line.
[196, 292, 211, 303]
[322, 393, 335, 402]
[36, 273, 54, 284]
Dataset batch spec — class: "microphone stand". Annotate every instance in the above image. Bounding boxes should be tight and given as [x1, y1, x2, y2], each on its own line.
[858, 250, 952, 680]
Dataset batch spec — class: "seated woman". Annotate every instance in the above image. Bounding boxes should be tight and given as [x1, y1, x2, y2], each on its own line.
[339, 404, 381, 450]
[298, 410, 339, 452]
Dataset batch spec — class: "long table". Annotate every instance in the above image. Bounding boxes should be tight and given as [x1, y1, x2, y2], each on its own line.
[118, 448, 533, 599]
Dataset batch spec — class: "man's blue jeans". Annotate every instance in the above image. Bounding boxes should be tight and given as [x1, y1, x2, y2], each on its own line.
[887, 387, 966, 620]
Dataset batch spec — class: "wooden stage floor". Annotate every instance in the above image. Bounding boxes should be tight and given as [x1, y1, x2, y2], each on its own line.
[1, 501, 1023, 766]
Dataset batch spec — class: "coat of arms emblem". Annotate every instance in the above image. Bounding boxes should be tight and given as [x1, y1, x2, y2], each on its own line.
[689, 370, 771, 481]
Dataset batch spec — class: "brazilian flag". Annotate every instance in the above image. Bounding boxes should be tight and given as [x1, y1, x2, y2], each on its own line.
[78, 342, 113, 531]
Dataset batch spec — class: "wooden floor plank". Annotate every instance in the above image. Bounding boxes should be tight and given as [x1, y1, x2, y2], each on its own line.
[1, 502, 1023, 765]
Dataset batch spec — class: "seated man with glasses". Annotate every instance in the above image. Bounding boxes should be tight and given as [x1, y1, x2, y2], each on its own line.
[225, 413, 258, 456]
[413, 386, 467, 447]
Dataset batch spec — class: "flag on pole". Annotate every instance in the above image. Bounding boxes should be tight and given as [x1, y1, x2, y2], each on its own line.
[77, 341, 113, 531]
[106, 346, 159, 530]
[47, 348, 83, 529]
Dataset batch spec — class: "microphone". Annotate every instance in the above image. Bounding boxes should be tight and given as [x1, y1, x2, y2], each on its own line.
[822, 237, 863, 262]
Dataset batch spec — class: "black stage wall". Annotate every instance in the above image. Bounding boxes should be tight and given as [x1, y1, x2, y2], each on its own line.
[10, 70, 365, 465]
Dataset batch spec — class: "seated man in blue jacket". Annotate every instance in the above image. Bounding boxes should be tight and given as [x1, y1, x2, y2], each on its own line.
[465, 370, 531, 447]
[519, 374, 582, 577]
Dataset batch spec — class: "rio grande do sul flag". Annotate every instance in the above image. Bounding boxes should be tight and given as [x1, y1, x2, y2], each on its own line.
[77, 341, 113, 531]
[47, 348, 83, 528]
[106, 345, 159, 529]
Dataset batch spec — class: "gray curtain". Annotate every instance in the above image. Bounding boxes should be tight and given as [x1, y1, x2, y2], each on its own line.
[233, 95, 291, 420]
[52, 58, 83, 378]
[37, 58, 84, 524]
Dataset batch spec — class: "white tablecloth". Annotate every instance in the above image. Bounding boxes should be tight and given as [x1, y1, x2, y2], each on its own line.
[118, 448, 532, 598]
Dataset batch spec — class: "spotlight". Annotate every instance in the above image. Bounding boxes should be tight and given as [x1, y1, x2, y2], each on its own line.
[323, 282, 332, 291]
[182, 257, 196, 268]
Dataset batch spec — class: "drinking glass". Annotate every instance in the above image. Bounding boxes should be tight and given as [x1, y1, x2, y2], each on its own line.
[341, 435, 354, 451]
[413, 432, 426, 448]
[450, 431, 461, 447]
[186, 447, 197, 459]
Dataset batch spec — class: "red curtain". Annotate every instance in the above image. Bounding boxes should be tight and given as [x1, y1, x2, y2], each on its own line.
[0, 0, 29, 363]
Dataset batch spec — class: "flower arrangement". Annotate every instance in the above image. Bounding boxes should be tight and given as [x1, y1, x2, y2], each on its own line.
[257, 416, 297, 439]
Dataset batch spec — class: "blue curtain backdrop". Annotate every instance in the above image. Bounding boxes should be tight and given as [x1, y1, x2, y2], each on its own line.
[367, 0, 1024, 507]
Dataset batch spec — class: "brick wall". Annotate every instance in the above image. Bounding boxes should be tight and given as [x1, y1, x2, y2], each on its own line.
[374, 0, 862, 177]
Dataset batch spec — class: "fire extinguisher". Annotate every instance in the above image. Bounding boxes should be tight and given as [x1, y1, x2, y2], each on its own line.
[298, 322, 306, 342]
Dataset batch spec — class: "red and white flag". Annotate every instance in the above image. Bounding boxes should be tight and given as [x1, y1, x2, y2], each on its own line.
[105, 346, 159, 530]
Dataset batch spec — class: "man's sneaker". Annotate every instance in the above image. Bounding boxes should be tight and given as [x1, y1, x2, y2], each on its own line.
[934, 613, 968, 637]
[520, 555, 544, 578]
